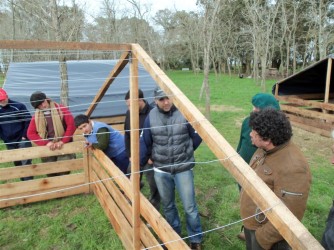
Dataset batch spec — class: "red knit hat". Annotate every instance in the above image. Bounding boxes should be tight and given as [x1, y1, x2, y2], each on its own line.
[0, 88, 8, 101]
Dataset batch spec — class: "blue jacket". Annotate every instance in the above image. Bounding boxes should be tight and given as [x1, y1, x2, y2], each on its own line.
[85, 121, 125, 158]
[0, 99, 31, 143]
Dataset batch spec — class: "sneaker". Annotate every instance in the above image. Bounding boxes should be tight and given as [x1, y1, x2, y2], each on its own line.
[237, 232, 246, 241]
[189, 242, 201, 250]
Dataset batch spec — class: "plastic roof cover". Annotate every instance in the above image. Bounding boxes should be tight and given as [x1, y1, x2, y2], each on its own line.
[3, 60, 158, 118]
[272, 57, 334, 96]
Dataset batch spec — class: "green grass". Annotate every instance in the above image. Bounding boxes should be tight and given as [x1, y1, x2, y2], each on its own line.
[1, 71, 333, 249]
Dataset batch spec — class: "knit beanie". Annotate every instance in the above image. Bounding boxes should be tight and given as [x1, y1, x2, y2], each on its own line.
[0, 88, 8, 101]
[251, 93, 280, 110]
[30, 91, 47, 109]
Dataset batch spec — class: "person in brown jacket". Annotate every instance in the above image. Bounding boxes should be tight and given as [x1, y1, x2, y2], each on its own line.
[240, 108, 311, 250]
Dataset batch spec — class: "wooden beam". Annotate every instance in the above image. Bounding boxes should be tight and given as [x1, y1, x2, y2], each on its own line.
[85, 51, 130, 117]
[0, 185, 87, 208]
[286, 114, 332, 131]
[91, 172, 135, 249]
[92, 149, 189, 249]
[324, 58, 333, 103]
[83, 147, 92, 194]
[281, 104, 334, 122]
[0, 141, 83, 163]
[0, 173, 85, 196]
[0, 40, 131, 51]
[0, 158, 83, 181]
[91, 155, 161, 249]
[290, 120, 331, 137]
[131, 43, 322, 249]
[129, 53, 141, 250]
[276, 96, 334, 112]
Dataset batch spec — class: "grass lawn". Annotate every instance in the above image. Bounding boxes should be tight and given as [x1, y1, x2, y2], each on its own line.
[0, 71, 333, 249]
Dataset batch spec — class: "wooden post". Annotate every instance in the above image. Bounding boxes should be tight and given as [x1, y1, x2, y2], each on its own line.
[324, 58, 332, 104]
[129, 52, 140, 250]
[83, 146, 92, 194]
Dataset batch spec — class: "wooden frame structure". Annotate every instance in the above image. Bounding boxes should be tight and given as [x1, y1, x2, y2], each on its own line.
[274, 57, 333, 137]
[0, 40, 324, 249]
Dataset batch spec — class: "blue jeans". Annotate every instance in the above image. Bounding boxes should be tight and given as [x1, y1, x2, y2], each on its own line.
[6, 140, 33, 181]
[112, 150, 129, 176]
[154, 169, 202, 243]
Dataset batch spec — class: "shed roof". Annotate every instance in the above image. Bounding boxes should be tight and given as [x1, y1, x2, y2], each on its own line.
[272, 57, 334, 97]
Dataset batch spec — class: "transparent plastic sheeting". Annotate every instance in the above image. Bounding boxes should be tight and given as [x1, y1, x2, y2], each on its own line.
[3, 60, 158, 118]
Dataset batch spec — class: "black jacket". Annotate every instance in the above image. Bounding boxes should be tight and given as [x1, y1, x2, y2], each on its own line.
[124, 100, 153, 157]
[0, 99, 31, 143]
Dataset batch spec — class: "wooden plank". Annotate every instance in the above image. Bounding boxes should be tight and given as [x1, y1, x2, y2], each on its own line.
[93, 149, 190, 249]
[276, 96, 334, 112]
[0, 173, 85, 196]
[0, 185, 87, 208]
[83, 147, 92, 194]
[290, 120, 331, 137]
[0, 40, 131, 51]
[286, 114, 332, 131]
[0, 158, 83, 181]
[278, 93, 334, 100]
[281, 104, 334, 122]
[324, 58, 332, 103]
[91, 156, 161, 248]
[91, 172, 136, 250]
[0, 141, 83, 163]
[94, 115, 126, 125]
[85, 51, 130, 117]
[130, 53, 141, 250]
[132, 44, 322, 249]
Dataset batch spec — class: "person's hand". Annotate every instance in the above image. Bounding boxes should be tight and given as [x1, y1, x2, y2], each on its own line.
[55, 141, 64, 150]
[148, 158, 153, 164]
[46, 141, 56, 151]
[84, 141, 92, 149]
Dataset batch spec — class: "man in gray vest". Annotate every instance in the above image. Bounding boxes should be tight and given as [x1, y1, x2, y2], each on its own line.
[140, 87, 203, 250]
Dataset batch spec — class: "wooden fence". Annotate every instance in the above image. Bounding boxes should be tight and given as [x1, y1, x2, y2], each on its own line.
[0, 142, 188, 249]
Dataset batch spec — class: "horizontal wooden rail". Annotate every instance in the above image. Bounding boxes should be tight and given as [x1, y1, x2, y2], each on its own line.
[0, 141, 83, 163]
[281, 104, 334, 122]
[0, 40, 131, 51]
[92, 149, 189, 249]
[277, 96, 334, 111]
[0, 158, 83, 181]
[0, 173, 86, 208]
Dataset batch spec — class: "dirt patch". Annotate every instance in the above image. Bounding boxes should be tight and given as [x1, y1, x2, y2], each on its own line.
[198, 105, 244, 113]
[291, 126, 332, 163]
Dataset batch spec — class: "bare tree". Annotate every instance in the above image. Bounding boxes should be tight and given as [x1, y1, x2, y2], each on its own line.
[243, 0, 280, 91]
[199, 0, 221, 120]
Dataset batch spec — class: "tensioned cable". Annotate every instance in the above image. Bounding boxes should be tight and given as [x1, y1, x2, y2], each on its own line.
[0, 152, 281, 249]
[143, 201, 281, 250]
[0, 119, 206, 147]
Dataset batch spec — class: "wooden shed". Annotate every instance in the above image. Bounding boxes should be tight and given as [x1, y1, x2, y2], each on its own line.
[273, 57, 334, 137]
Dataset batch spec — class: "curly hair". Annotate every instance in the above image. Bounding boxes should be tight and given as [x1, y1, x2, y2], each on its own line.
[249, 108, 292, 146]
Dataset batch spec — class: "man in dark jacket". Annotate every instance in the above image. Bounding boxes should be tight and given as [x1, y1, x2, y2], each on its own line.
[140, 87, 203, 250]
[240, 109, 311, 250]
[0, 88, 33, 181]
[124, 89, 160, 210]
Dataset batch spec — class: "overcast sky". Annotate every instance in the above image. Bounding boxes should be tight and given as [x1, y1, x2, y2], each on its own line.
[80, 0, 199, 20]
